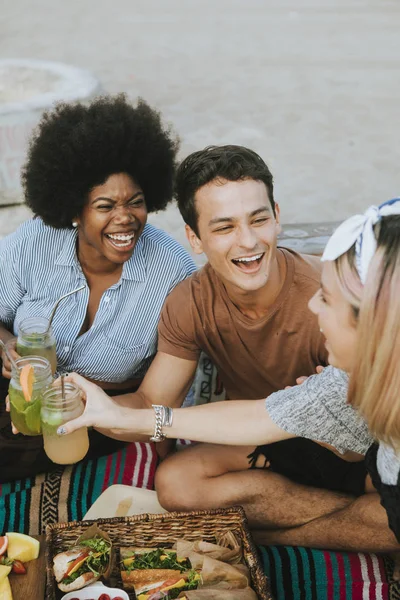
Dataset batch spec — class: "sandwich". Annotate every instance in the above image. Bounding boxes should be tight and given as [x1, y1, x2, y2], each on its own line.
[53, 526, 112, 593]
[120, 547, 199, 599]
[134, 570, 200, 600]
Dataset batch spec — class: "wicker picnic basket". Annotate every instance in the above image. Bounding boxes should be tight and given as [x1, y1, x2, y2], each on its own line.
[45, 506, 271, 600]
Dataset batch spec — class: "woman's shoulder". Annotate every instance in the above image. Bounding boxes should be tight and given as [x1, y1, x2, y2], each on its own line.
[323, 365, 349, 386]
[0, 219, 72, 277]
[302, 365, 349, 397]
[139, 224, 196, 272]
[140, 223, 188, 254]
[0, 217, 63, 256]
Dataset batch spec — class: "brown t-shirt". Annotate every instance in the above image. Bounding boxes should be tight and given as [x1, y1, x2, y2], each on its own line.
[158, 248, 328, 400]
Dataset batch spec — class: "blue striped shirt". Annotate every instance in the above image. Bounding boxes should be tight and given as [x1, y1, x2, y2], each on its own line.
[0, 218, 196, 383]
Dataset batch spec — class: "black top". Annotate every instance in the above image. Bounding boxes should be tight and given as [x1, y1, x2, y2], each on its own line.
[366, 443, 400, 543]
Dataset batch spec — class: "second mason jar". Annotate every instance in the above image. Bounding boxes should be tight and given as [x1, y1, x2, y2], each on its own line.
[17, 316, 57, 374]
[41, 383, 89, 465]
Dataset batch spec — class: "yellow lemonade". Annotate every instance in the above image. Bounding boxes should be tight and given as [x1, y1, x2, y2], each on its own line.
[41, 383, 89, 464]
[42, 425, 89, 465]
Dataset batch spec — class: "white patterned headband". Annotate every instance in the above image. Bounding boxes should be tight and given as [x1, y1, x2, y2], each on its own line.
[322, 197, 400, 284]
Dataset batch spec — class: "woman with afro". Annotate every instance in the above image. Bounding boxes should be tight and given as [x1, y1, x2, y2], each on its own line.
[0, 95, 195, 531]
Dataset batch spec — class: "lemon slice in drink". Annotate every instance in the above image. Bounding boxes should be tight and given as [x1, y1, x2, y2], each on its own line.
[6, 532, 40, 563]
[20, 364, 35, 402]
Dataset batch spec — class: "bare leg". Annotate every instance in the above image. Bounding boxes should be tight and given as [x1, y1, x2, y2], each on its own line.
[253, 493, 400, 553]
[155, 443, 353, 530]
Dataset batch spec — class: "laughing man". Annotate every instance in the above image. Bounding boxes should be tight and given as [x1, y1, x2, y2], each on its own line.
[106, 146, 389, 550]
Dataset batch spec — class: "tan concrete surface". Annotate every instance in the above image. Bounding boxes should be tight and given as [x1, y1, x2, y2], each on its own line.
[1, 0, 400, 261]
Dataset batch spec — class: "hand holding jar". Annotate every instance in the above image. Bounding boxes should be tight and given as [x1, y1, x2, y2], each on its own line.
[41, 381, 89, 464]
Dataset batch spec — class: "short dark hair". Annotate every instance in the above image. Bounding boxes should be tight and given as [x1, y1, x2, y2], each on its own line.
[175, 145, 275, 236]
[22, 95, 179, 228]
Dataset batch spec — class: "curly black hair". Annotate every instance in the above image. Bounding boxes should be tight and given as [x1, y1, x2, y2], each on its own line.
[22, 95, 179, 228]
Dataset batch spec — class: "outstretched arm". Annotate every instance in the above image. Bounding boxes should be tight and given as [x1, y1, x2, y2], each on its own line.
[86, 351, 198, 443]
[59, 372, 293, 447]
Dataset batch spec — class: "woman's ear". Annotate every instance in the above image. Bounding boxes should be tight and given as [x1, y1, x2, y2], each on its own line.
[185, 224, 204, 255]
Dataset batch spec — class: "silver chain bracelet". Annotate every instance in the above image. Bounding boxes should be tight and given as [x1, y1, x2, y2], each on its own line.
[150, 405, 173, 442]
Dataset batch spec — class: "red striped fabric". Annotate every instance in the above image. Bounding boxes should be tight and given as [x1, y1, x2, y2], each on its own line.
[323, 550, 334, 600]
[335, 552, 346, 599]
[100, 442, 157, 491]
[366, 553, 377, 600]
[261, 545, 392, 600]
[102, 450, 114, 492]
[131, 442, 158, 489]
[113, 448, 123, 485]
[122, 442, 142, 485]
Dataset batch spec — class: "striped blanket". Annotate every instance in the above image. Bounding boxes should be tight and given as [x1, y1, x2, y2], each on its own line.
[0, 441, 156, 534]
[0, 435, 398, 599]
[260, 545, 398, 600]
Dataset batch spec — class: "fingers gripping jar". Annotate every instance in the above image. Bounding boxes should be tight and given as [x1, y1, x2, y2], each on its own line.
[41, 383, 89, 464]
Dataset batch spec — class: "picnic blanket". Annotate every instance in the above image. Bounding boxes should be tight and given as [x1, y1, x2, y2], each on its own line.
[260, 545, 398, 600]
[0, 360, 398, 598]
[0, 441, 156, 534]
[0, 435, 398, 599]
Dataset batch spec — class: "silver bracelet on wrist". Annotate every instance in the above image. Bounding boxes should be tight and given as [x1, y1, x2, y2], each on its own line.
[150, 405, 174, 442]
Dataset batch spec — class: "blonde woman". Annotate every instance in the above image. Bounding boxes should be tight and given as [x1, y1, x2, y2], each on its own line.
[59, 198, 400, 550]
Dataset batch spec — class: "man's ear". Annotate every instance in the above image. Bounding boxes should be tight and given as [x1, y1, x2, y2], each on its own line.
[274, 203, 282, 235]
[185, 224, 204, 255]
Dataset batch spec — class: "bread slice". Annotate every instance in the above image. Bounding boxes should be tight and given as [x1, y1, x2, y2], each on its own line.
[121, 568, 182, 591]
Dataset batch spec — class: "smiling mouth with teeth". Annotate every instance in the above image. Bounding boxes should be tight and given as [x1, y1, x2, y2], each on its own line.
[231, 252, 265, 272]
[232, 253, 264, 264]
[105, 232, 136, 248]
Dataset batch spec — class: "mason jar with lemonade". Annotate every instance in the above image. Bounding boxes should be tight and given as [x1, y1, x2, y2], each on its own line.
[41, 382, 89, 464]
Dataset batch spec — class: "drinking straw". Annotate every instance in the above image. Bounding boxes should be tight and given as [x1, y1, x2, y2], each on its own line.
[61, 373, 67, 411]
[45, 285, 86, 334]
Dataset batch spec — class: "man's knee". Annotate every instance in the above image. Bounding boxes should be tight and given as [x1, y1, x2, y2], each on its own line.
[155, 453, 204, 512]
[155, 443, 254, 512]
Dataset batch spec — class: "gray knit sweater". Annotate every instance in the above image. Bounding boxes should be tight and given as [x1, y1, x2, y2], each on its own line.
[265, 366, 400, 484]
[265, 366, 371, 455]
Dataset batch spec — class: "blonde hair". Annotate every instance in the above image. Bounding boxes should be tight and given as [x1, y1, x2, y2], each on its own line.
[334, 216, 400, 448]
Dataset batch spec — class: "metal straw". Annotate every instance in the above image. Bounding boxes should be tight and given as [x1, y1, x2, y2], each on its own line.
[61, 373, 67, 410]
[61, 373, 65, 400]
[45, 285, 86, 334]
[0, 339, 19, 372]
